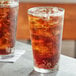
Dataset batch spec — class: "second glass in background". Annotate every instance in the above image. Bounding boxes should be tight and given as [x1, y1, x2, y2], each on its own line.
[0, 0, 19, 58]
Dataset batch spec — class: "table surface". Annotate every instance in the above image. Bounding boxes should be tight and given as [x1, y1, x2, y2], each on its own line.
[0, 41, 76, 76]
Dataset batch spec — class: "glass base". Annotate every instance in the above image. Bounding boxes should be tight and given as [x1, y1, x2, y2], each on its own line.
[0, 48, 15, 59]
[34, 64, 58, 73]
[0, 53, 14, 59]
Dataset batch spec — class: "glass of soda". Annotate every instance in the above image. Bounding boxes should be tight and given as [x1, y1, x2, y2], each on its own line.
[28, 7, 65, 73]
[0, 0, 19, 58]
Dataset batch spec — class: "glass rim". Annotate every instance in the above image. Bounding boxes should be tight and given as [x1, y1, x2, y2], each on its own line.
[0, 1, 19, 7]
[28, 6, 65, 16]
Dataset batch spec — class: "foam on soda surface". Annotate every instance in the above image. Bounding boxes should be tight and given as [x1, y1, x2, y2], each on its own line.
[28, 7, 64, 17]
[0, 1, 18, 7]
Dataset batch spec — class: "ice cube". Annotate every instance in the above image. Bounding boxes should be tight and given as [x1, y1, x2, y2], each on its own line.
[52, 7, 58, 13]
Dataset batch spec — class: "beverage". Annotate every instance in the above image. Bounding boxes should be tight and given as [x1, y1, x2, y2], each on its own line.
[28, 7, 64, 73]
[0, 1, 19, 55]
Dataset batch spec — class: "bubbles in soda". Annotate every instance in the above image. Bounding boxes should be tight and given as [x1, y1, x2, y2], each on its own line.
[28, 9, 63, 69]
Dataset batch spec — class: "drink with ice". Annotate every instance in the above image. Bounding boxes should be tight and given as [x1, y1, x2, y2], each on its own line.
[28, 7, 64, 73]
[0, 0, 19, 56]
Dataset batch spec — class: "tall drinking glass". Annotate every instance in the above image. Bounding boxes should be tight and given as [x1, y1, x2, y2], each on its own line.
[28, 7, 64, 73]
[0, 0, 19, 58]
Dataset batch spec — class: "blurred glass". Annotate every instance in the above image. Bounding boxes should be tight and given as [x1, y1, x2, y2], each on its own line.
[0, 0, 19, 58]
